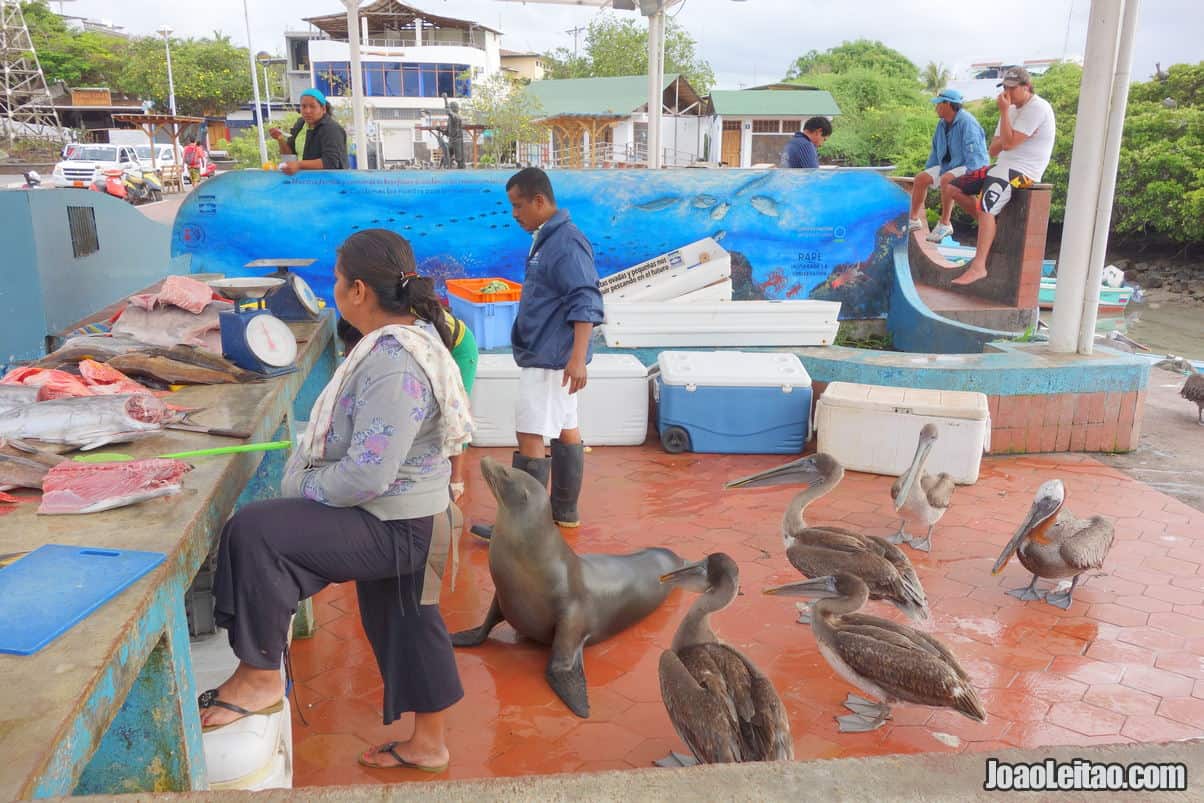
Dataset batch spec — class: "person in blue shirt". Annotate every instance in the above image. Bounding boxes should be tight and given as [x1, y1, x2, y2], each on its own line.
[908, 88, 989, 242]
[471, 167, 605, 541]
[780, 116, 832, 168]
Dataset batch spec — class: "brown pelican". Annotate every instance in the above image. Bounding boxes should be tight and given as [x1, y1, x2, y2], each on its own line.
[888, 424, 956, 552]
[991, 479, 1115, 609]
[1182, 373, 1204, 424]
[726, 453, 929, 624]
[655, 553, 793, 767]
[764, 572, 986, 733]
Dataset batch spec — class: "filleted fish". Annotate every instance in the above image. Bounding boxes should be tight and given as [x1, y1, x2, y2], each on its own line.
[0, 394, 170, 451]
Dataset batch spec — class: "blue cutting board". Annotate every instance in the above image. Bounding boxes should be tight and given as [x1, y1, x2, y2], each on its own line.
[0, 544, 166, 655]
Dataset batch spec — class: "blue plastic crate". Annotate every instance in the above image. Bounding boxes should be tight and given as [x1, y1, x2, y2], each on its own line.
[448, 295, 519, 350]
[655, 351, 812, 454]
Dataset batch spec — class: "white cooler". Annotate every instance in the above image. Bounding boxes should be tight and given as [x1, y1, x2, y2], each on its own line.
[599, 237, 730, 302]
[602, 300, 841, 348]
[469, 353, 650, 447]
[815, 382, 991, 484]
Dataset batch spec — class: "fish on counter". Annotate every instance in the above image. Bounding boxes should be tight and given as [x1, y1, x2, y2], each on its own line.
[77, 360, 153, 395]
[2, 367, 93, 400]
[0, 394, 170, 451]
[0, 386, 38, 414]
[38, 458, 192, 515]
[105, 353, 248, 386]
[0, 442, 64, 490]
[38, 337, 259, 385]
[36, 335, 160, 369]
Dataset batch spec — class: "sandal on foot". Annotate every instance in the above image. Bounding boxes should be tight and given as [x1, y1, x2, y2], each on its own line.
[198, 688, 285, 733]
[358, 741, 449, 773]
[449, 481, 465, 502]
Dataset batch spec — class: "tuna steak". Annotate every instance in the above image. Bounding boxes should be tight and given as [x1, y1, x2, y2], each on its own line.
[38, 458, 191, 515]
[0, 394, 169, 450]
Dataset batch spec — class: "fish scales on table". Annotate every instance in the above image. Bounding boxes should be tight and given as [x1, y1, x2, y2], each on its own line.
[0, 394, 170, 451]
[38, 458, 192, 515]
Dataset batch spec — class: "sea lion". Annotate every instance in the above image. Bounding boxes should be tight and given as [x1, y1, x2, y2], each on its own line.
[452, 456, 683, 718]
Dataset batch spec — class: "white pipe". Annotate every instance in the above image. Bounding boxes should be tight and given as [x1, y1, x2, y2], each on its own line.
[1078, 0, 1141, 353]
[344, 0, 369, 171]
[1048, 0, 1123, 353]
[242, 0, 268, 168]
[645, 11, 663, 168]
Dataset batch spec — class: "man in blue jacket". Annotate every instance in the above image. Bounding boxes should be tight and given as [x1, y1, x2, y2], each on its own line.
[471, 167, 605, 541]
[780, 116, 832, 168]
[907, 89, 989, 242]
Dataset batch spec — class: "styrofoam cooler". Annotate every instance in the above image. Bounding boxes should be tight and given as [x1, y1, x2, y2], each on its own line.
[469, 353, 650, 446]
[815, 382, 990, 484]
[655, 351, 812, 454]
[599, 237, 730, 302]
[668, 278, 733, 303]
[603, 300, 840, 348]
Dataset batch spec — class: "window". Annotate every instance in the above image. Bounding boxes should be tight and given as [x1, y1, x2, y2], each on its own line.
[721, 120, 741, 131]
[752, 120, 781, 133]
[67, 206, 99, 258]
[314, 61, 350, 97]
[403, 64, 421, 97]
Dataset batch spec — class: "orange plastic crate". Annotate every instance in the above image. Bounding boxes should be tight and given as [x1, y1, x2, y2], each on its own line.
[445, 278, 522, 303]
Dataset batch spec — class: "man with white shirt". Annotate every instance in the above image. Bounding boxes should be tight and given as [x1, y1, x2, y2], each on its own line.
[942, 66, 1056, 285]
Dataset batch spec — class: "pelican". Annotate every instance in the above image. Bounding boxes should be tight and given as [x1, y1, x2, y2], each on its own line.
[655, 553, 793, 768]
[726, 453, 929, 624]
[888, 424, 956, 552]
[764, 572, 986, 733]
[991, 479, 1115, 609]
[1182, 373, 1204, 425]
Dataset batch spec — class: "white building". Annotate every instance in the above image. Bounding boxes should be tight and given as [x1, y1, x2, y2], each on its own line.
[707, 87, 841, 167]
[283, 1, 502, 166]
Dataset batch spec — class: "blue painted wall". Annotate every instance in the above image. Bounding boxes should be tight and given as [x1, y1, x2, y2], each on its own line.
[172, 168, 909, 321]
[0, 190, 183, 366]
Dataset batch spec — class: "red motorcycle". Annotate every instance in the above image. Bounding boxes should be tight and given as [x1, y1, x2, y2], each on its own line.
[90, 168, 128, 201]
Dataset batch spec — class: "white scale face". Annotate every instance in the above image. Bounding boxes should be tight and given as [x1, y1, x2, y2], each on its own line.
[245, 314, 298, 367]
[291, 274, 322, 316]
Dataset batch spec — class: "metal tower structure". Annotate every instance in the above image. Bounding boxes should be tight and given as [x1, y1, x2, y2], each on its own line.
[1, 0, 66, 148]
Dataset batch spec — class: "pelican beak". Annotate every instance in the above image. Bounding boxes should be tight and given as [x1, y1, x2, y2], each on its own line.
[726, 456, 823, 490]
[894, 431, 936, 512]
[991, 493, 1061, 575]
[762, 575, 840, 598]
[660, 559, 708, 587]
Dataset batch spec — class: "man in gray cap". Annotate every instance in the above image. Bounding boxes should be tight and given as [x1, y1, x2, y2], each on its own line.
[909, 88, 989, 241]
[942, 66, 1056, 285]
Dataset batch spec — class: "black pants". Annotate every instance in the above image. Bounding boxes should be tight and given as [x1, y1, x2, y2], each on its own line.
[213, 497, 463, 723]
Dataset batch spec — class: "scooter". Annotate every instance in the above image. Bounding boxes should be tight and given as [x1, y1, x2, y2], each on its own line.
[20, 171, 43, 188]
[122, 167, 164, 204]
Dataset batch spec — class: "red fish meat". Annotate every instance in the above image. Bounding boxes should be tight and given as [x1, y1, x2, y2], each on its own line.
[78, 359, 151, 396]
[1, 367, 93, 400]
[38, 458, 192, 515]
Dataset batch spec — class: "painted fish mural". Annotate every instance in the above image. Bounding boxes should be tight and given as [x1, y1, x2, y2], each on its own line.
[173, 168, 908, 320]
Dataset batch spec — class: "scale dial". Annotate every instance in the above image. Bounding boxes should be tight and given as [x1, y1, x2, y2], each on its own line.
[245, 314, 298, 367]
[291, 274, 322, 316]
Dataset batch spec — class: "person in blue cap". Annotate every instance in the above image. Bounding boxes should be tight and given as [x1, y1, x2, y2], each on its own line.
[269, 87, 348, 174]
[909, 88, 989, 242]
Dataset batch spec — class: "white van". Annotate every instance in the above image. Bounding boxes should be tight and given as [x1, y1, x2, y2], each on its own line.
[51, 143, 141, 188]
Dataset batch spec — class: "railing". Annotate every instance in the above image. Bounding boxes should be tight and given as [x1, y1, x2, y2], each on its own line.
[522, 141, 709, 169]
[305, 33, 487, 51]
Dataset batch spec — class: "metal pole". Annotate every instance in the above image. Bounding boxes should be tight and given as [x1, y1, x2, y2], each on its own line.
[241, 0, 268, 168]
[262, 64, 272, 119]
[644, 10, 661, 168]
[1077, 0, 1140, 354]
[163, 35, 177, 116]
[1048, 0, 1122, 353]
[344, 0, 369, 171]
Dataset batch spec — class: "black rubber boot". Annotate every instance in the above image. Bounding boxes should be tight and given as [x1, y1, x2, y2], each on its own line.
[550, 439, 585, 528]
[470, 451, 549, 541]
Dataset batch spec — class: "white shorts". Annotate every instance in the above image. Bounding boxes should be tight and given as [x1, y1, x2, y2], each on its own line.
[922, 165, 967, 182]
[516, 367, 579, 438]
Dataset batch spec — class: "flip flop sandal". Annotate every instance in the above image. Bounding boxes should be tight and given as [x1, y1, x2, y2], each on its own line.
[198, 688, 285, 733]
[449, 481, 465, 502]
[358, 741, 449, 773]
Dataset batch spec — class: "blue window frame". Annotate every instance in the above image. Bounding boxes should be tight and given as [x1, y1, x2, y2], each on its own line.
[313, 60, 471, 99]
[313, 61, 350, 97]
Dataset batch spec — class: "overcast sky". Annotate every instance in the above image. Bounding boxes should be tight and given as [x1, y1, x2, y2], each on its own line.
[60, 0, 1199, 90]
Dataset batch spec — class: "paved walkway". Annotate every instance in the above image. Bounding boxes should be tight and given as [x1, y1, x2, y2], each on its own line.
[286, 445, 1204, 787]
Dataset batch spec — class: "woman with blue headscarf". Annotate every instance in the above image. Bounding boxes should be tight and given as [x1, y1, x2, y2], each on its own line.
[269, 87, 348, 174]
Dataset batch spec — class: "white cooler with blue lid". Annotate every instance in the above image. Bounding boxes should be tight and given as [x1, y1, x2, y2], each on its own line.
[815, 382, 991, 484]
[469, 353, 650, 447]
[655, 351, 812, 454]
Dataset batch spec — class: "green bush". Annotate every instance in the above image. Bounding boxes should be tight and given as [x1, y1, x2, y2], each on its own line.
[225, 114, 299, 169]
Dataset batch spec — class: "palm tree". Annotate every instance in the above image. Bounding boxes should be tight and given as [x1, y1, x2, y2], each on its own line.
[922, 62, 952, 95]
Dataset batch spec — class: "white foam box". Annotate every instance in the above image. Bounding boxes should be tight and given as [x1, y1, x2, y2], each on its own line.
[469, 353, 650, 447]
[668, 278, 733, 303]
[602, 300, 841, 348]
[599, 237, 731, 302]
[815, 382, 991, 484]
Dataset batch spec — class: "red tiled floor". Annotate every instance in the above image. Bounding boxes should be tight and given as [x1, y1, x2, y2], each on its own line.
[286, 448, 1204, 786]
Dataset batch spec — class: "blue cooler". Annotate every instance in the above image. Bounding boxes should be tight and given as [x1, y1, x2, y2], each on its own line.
[655, 351, 812, 454]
